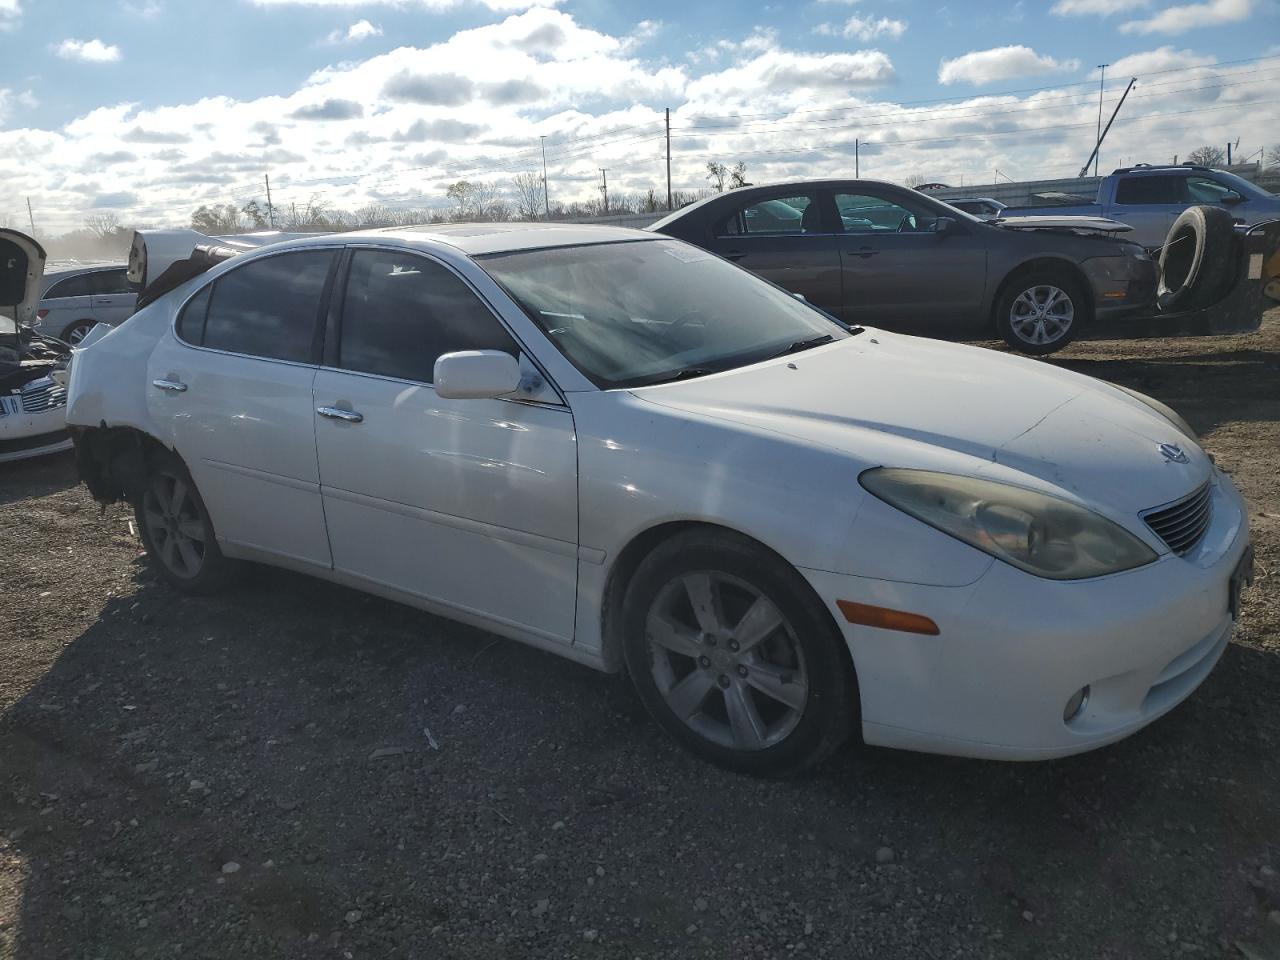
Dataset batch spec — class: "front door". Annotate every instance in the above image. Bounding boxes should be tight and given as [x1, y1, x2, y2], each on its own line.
[145, 248, 337, 568]
[704, 190, 843, 317]
[89, 267, 139, 325]
[312, 247, 579, 644]
[833, 188, 988, 333]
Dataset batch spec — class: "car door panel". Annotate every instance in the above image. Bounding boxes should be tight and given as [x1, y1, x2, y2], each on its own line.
[311, 247, 579, 643]
[143, 249, 337, 568]
[835, 190, 988, 331]
[90, 269, 138, 326]
[313, 370, 579, 640]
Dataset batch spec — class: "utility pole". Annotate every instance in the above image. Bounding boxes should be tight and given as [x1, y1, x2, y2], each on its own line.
[264, 173, 275, 228]
[855, 139, 859, 178]
[665, 107, 672, 211]
[540, 135, 550, 220]
[26, 197, 36, 236]
[1094, 64, 1108, 177]
[1226, 142, 1232, 165]
[599, 168, 609, 215]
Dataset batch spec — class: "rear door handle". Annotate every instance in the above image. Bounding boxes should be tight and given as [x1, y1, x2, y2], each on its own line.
[849, 247, 879, 259]
[317, 405, 363, 423]
[152, 379, 187, 392]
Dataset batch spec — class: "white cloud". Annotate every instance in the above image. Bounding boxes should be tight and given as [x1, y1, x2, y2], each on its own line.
[1094, 45, 1216, 75]
[1052, 0, 1150, 14]
[816, 14, 907, 40]
[1120, 0, 1252, 34]
[0, 0, 21, 30]
[938, 45, 1080, 85]
[250, 0, 561, 9]
[120, 0, 162, 16]
[53, 38, 123, 63]
[324, 18, 382, 44]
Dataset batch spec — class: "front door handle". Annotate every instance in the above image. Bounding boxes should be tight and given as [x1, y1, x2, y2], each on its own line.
[849, 247, 879, 259]
[152, 378, 187, 392]
[725, 250, 746, 261]
[316, 405, 363, 423]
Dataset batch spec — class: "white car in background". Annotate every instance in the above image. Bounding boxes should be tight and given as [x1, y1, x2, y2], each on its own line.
[1, 229, 74, 463]
[35, 262, 138, 344]
[64, 224, 1253, 775]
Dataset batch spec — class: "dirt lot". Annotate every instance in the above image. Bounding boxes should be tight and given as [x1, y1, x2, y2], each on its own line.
[2, 312, 1279, 960]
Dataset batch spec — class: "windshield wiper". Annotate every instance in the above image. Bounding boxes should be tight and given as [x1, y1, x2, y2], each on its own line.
[629, 366, 717, 387]
[766, 333, 838, 359]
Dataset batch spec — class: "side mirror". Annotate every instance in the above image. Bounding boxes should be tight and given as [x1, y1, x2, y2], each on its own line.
[1221, 192, 1246, 206]
[792, 291, 807, 302]
[932, 216, 958, 235]
[433, 350, 521, 400]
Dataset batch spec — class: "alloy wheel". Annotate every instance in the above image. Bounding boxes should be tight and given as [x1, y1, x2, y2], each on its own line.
[66, 322, 96, 345]
[141, 471, 207, 579]
[644, 571, 809, 751]
[1008, 284, 1074, 346]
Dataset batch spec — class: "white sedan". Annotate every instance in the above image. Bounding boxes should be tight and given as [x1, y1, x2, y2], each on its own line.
[64, 224, 1253, 776]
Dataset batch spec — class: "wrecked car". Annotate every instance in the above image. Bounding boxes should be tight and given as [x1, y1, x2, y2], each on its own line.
[1, 229, 73, 463]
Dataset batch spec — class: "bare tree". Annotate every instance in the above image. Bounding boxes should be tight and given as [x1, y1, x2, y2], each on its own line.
[84, 212, 121, 240]
[729, 162, 748, 189]
[706, 161, 728, 192]
[1185, 145, 1226, 167]
[1266, 144, 1280, 167]
[241, 200, 268, 229]
[281, 195, 333, 230]
[903, 173, 927, 188]
[191, 203, 245, 234]
[512, 172, 543, 221]
[355, 205, 396, 228]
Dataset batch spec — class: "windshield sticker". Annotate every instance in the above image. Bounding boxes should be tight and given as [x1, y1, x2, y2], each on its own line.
[664, 246, 713, 264]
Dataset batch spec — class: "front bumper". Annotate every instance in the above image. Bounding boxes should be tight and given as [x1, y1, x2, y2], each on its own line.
[802, 471, 1250, 760]
[1083, 253, 1158, 320]
[0, 406, 72, 463]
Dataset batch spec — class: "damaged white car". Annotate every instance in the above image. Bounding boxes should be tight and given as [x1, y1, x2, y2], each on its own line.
[1, 229, 74, 463]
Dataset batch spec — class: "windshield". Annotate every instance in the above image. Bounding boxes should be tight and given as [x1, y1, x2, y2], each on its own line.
[1211, 171, 1275, 199]
[478, 239, 849, 389]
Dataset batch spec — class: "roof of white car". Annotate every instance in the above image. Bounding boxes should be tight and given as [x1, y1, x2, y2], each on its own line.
[360, 222, 657, 256]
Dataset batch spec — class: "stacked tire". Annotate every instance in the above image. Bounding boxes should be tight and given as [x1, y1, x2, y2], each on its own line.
[1157, 205, 1236, 312]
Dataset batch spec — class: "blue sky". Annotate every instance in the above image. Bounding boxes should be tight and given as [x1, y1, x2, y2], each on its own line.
[1, 0, 1276, 231]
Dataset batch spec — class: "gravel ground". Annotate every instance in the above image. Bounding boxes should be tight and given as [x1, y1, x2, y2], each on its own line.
[2, 312, 1279, 960]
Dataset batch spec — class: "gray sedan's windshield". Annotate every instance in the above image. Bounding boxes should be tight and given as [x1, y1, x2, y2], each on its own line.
[478, 239, 848, 388]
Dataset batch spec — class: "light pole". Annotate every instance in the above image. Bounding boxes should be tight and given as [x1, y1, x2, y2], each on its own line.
[540, 135, 550, 220]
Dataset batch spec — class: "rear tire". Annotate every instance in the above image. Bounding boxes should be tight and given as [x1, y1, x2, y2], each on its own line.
[61, 319, 97, 345]
[621, 529, 856, 778]
[995, 270, 1085, 355]
[134, 450, 238, 594]
[1157, 205, 1235, 312]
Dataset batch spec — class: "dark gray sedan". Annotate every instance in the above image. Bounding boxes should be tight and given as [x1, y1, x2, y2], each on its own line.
[649, 178, 1158, 354]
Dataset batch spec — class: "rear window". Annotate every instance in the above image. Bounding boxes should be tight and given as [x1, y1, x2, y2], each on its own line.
[180, 250, 335, 363]
[1114, 176, 1181, 205]
[44, 273, 96, 299]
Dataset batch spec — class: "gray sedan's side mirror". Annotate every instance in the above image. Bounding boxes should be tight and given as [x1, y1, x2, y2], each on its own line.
[433, 350, 521, 400]
[932, 216, 958, 235]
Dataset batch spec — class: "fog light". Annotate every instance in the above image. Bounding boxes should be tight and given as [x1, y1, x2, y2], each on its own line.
[1063, 685, 1090, 723]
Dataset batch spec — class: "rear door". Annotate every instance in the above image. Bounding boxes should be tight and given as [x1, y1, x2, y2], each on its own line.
[703, 189, 843, 317]
[39, 271, 96, 340]
[1108, 175, 1181, 249]
[833, 187, 988, 332]
[88, 267, 139, 325]
[145, 247, 338, 569]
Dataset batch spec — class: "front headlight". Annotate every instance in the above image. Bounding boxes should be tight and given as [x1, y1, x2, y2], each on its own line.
[860, 468, 1157, 581]
[1110, 384, 1197, 442]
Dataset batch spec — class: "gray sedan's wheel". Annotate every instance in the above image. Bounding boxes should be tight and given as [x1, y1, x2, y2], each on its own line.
[622, 530, 856, 777]
[134, 451, 237, 594]
[995, 273, 1084, 355]
[63, 319, 96, 345]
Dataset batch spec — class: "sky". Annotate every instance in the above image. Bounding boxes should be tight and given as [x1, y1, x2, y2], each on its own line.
[1, 0, 1277, 233]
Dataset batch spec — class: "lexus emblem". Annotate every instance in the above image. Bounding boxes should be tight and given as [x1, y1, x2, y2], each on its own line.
[1159, 442, 1189, 464]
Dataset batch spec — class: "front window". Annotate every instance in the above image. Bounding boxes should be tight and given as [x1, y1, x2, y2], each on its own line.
[478, 239, 848, 389]
[835, 191, 944, 233]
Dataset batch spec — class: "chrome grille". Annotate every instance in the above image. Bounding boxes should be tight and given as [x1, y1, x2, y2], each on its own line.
[1143, 482, 1212, 556]
[19, 377, 68, 414]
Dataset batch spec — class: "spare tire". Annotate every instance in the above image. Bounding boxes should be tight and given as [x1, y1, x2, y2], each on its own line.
[1157, 205, 1236, 312]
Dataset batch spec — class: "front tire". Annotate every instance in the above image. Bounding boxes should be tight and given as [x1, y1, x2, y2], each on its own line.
[134, 451, 237, 594]
[995, 271, 1085, 355]
[622, 529, 856, 778]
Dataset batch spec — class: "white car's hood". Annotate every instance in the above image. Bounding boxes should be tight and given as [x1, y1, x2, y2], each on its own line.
[632, 332, 1210, 517]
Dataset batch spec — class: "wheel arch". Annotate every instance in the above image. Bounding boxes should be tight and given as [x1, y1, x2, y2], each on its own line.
[597, 519, 859, 707]
[71, 423, 179, 507]
[989, 256, 1095, 331]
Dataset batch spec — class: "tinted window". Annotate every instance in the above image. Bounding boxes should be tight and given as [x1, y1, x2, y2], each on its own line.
[835, 192, 939, 233]
[338, 250, 518, 383]
[177, 284, 211, 345]
[202, 251, 334, 362]
[88, 269, 136, 295]
[1186, 176, 1239, 203]
[44, 273, 96, 299]
[719, 194, 818, 236]
[1114, 176, 1181, 205]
